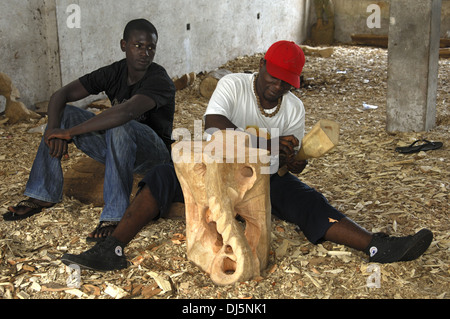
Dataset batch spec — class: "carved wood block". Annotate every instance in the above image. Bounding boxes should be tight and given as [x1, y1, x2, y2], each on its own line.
[173, 130, 271, 285]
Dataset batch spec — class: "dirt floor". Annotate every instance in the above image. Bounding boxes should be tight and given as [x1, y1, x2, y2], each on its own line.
[0, 45, 449, 301]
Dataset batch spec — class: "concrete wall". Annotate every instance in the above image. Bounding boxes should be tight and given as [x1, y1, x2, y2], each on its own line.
[0, 0, 60, 109]
[2, 0, 448, 111]
[57, 0, 310, 85]
[0, 0, 311, 110]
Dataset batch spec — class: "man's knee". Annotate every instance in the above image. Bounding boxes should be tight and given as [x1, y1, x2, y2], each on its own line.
[140, 164, 178, 189]
[106, 123, 136, 145]
[61, 105, 94, 129]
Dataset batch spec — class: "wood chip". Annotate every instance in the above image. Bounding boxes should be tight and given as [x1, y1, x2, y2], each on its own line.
[0, 45, 448, 299]
[147, 271, 172, 293]
[104, 284, 128, 299]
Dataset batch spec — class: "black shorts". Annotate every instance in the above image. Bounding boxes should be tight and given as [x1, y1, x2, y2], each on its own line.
[138, 163, 184, 219]
[270, 172, 345, 244]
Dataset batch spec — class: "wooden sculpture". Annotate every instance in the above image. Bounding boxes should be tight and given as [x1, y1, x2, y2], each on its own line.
[172, 130, 271, 286]
[278, 119, 339, 176]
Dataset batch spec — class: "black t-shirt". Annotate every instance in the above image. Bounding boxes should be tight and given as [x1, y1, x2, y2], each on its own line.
[79, 59, 176, 148]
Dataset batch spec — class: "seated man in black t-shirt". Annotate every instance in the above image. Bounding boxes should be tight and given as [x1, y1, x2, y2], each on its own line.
[3, 19, 175, 241]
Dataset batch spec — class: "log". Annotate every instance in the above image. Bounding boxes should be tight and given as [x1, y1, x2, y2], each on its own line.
[440, 48, 450, 59]
[0, 73, 40, 124]
[351, 34, 389, 48]
[63, 157, 185, 219]
[63, 157, 131, 207]
[199, 69, 232, 99]
[351, 34, 450, 50]
[441, 38, 450, 48]
[277, 119, 340, 176]
[173, 72, 196, 91]
[300, 45, 334, 58]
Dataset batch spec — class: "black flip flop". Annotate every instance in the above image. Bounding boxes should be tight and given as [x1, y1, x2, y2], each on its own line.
[2, 199, 49, 221]
[395, 139, 443, 154]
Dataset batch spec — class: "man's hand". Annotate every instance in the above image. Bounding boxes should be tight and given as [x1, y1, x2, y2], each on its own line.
[44, 128, 71, 159]
[277, 135, 308, 174]
[278, 135, 299, 158]
[286, 158, 308, 174]
[45, 128, 72, 141]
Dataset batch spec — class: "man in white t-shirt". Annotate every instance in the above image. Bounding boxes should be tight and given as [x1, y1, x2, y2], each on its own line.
[60, 41, 433, 271]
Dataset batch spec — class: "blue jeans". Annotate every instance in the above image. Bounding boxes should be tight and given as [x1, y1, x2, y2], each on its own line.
[24, 105, 171, 222]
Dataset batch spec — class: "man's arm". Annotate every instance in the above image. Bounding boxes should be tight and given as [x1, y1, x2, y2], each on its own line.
[46, 79, 91, 130]
[44, 79, 90, 158]
[204, 114, 237, 132]
[45, 93, 156, 142]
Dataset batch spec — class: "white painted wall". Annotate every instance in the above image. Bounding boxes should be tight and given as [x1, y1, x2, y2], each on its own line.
[56, 0, 309, 84]
[0, 0, 311, 110]
[2, 0, 447, 111]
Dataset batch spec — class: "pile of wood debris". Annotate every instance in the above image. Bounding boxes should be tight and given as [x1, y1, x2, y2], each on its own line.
[0, 45, 448, 300]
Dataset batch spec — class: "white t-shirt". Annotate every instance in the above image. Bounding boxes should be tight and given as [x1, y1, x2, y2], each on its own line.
[204, 72, 305, 142]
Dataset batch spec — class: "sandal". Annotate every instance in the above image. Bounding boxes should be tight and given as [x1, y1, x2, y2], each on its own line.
[3, 199, 54, 221]
[86, 221, 118, 242]
[395, 139, 443, 154]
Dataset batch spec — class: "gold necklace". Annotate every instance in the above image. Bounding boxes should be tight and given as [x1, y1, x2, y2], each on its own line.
[253, 73, 282, 118]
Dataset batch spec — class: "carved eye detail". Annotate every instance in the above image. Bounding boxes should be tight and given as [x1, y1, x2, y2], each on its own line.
[193, 163, 207, 176]
[240, 166, 253, 178]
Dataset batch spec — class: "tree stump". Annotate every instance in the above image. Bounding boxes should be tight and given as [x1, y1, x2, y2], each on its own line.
[63, 157, 185, 218]
[63, 157, 139, 207]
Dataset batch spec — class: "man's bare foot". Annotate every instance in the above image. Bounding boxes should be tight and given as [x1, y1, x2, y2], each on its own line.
[86, 221, 118, 242]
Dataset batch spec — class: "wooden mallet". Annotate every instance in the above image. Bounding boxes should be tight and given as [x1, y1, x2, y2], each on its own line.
[278, 119, 340, 176]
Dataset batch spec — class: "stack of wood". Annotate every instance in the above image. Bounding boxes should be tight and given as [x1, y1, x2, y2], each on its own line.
[0, 72, 40, 124]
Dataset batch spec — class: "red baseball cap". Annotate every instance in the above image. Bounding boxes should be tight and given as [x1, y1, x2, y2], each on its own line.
[264, 40, 305, 89]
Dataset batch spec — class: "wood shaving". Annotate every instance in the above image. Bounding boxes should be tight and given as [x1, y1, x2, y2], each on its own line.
[0, 45, 449, 299]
